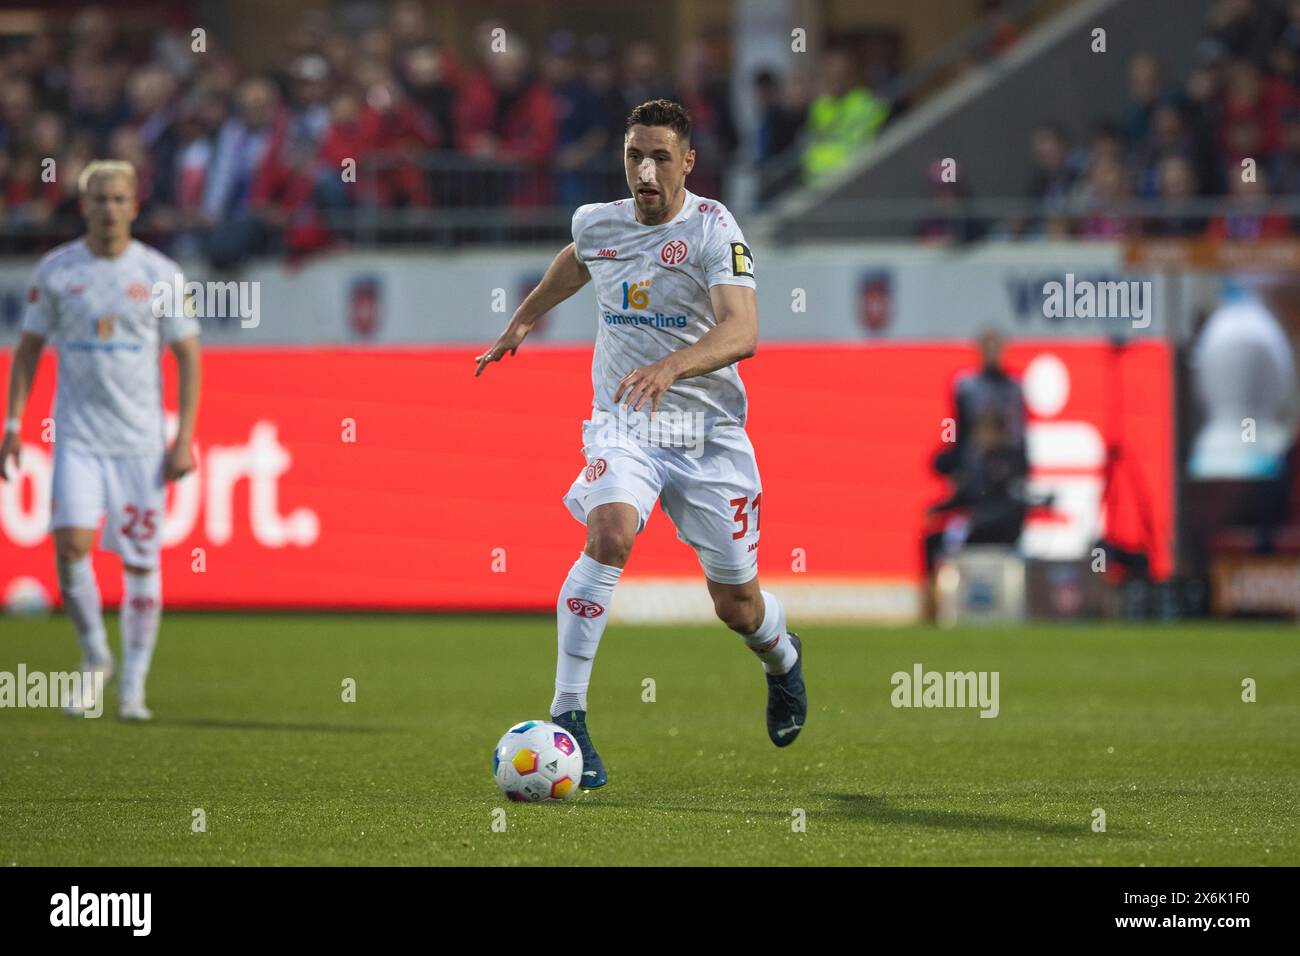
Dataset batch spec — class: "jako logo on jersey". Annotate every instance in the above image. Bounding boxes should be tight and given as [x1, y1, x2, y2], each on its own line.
[596, 248, 618, 258]
[584, 457, 607, 482]
[622, 280, 651, 310]
[660, 240, 688, 265]
[566, 597, 606, 618]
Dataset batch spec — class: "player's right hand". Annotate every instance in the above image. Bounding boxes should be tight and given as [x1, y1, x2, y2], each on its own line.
[474, 323, 529, 377]
[0, 432, 20, 482]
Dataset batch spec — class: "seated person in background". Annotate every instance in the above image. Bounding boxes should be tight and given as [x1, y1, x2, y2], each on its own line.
[923, 411, 1030, 618]
[934, 327, 1026, 478]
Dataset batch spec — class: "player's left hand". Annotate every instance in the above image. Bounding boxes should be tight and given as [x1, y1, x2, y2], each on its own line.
[614, 358, 678, 414]
[164, 442, 195, 483]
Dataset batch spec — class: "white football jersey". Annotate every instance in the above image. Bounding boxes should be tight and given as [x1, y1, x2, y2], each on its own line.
[572, 190, 756, 445]
[21, 238, 200, 456]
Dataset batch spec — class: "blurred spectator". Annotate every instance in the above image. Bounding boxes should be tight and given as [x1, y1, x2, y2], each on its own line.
[802, 49, 888, 185]
[201, 76, 299, 267]
[936, 328, 1027, 479]
[543, 30, 609, 206]
[583, 35, 629, 199]
[917, 158, 984, 244]
[754, 69, 804, 163]
[1205, 0, 1285, 66]
[671, 40, 738, 199]
[753, 69, 806, 203]
[622, 42, 674, 112]
[1268, 102, 1300, 191]
[974, 0, 1023, 60]
[924, 409, 1030, 577]
[1027, 123, 1078, 203]
[399, 42, 462, 149]
[1272, 0, 1300, 83]
[1020, 123, 1080, 235]
[1206, 164, 1291, 237]
[286, 55, 333, 157]
[391, 0, 430, 50]
[1219, 58, 1289, 159]
[331, 70, 439, 217]
[1124, 53, 1168, 147]
[69, 61, 130, 153]
[454, 42, 557, 206]
[583, 34, 627, 153]
[126, 65, 179, 209]
[1150, 154, 1206, 236]
[1076, 154, 1135, 239]
[169, 91, 222, 250]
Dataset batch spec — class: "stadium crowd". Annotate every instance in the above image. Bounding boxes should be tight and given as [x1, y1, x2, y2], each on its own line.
[6, 0, 1294, 257]
[972, 0, 1300, 242]
[0, 2, 842, 261]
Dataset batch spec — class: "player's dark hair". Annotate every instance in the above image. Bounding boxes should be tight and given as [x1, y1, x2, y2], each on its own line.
[625, 99, 691, 146]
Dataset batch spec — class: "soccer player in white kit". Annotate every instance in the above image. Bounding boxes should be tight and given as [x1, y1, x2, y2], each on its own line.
[475, 100, 806, 788]
[0, 161, 202, 720]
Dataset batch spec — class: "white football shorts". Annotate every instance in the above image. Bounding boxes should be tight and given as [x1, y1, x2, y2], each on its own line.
[562, 418, 762, 584]
[50, 444, 166, 568]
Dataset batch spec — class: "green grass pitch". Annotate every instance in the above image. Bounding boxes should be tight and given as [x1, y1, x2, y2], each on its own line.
[1, 613, 1296, 866]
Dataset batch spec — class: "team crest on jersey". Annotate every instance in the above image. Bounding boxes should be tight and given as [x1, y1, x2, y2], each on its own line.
[659, 239, 688, 265]
[584, 457, 608, 482]
[566, 597, 606, 618]
[127, 282, 150, 302]
[730, 242, 754, 278]
[95, 315, 117, 340]
[27, 286, 38, 303]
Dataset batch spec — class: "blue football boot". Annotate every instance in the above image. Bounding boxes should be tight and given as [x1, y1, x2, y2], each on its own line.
[766, 633, 806, 747]
[553, 709, 608, 789]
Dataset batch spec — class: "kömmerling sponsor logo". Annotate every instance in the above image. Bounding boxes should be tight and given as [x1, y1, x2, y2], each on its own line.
[49, 886, 151, 936]
[0, 665, 103, 718]
[891, 662, 1000, 718]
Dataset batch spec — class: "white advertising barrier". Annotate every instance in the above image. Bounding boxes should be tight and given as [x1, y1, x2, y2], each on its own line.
[0, 241, 1166, 345]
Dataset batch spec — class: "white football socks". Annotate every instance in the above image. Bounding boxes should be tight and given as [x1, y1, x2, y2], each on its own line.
[56, 555, 110, 666]
[120, 568, 162, 702]
[551, 552, 622, 716]
[741, 590, 798, 675]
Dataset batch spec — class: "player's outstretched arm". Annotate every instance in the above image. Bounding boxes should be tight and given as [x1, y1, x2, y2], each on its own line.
[164, 335, 201, 482]
[1, 332, 45, 481]
[615, 285, 758, 414]
[474, 242, 591, 376]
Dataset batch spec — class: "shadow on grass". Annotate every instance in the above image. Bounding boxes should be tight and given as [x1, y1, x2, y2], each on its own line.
[820, 792, 1099, 837]
[156, 718, 399, 734]
[582, 797, 790, 819]
[582, 792, 1106, 838]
